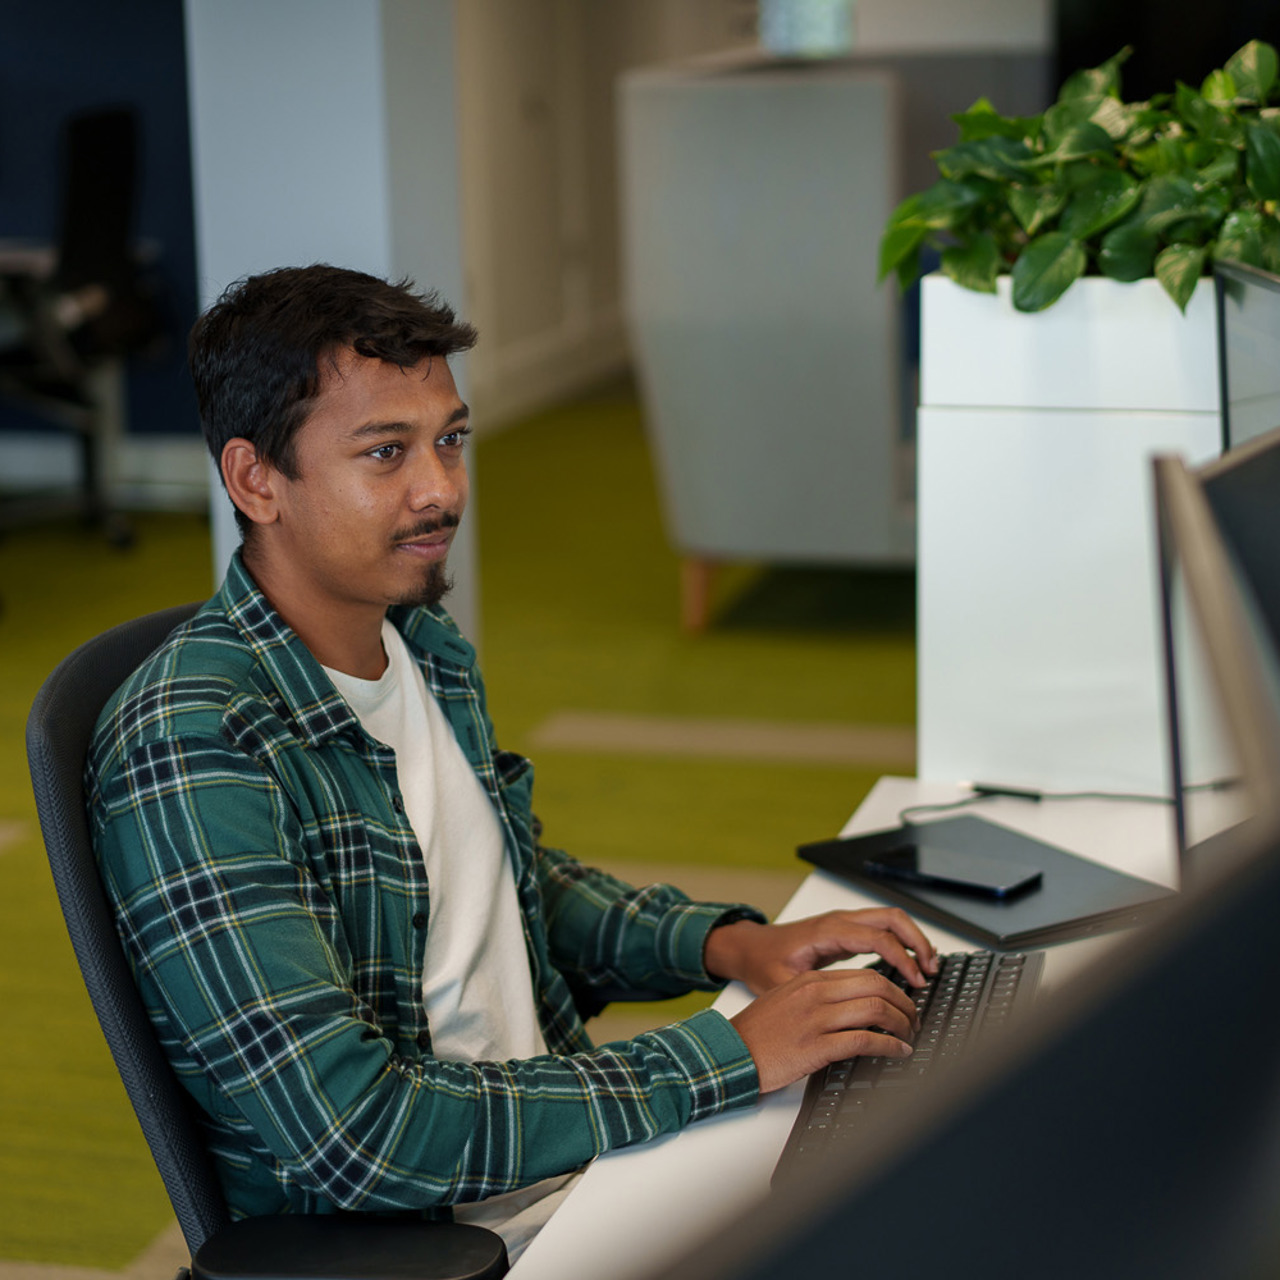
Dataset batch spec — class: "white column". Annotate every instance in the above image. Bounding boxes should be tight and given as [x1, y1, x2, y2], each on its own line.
[183, 0, 479, 640]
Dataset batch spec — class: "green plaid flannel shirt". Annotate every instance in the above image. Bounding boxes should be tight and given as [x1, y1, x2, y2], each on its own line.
[87, 552, 761, 1219]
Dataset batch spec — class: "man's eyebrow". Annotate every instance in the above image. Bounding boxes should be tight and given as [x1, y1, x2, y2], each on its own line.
[344, 404, 470, 442]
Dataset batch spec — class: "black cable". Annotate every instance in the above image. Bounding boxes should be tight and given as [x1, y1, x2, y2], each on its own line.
[897, 794, 1004, 826]
[896, 781, 1180, 828]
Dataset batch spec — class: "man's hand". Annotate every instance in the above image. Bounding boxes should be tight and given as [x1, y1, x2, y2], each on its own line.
[728, 968, 919, 1093]
[704, 908, 939, 995]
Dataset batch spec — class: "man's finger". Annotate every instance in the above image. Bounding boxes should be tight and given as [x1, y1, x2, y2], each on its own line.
[824, 1027, 915, 1062]
[809, 967, 919, 1030]
[835, 908, 938, 976]
[871, 907, 939, 973]
[811, 923, 928, 987]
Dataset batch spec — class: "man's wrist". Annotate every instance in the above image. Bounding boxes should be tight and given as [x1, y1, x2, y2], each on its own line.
[703, 912, 767, 982]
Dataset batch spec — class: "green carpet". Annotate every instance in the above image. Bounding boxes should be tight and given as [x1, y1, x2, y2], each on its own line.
[475, 383, 915, 870]
[0, 384, 914, 1268]
[0, 511, 215, 1269]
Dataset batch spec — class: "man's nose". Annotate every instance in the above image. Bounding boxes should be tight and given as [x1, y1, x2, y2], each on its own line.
[407, 450, 465, 512]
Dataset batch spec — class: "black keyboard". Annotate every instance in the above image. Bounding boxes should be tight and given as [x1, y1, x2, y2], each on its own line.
[772, 949, 1044, 1183]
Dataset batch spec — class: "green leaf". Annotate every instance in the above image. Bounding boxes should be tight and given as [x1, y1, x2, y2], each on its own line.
[1261, 215, 1280, 274]
[1010, 232, 1087, 311]
[1196, 146, 1240, 187]
[1127, 134, 1199, 177]
[951, 98, 1042, 143]
[1009, 183, 1067, 236]
[1090, 96, 1135, 141]
[878, 181, 988, 283]
[1025, 121, 1116, 170]
[936, 136, 1034, 183]
[1245, 122, 1280, 200]
[1174, 82, 1239, 142]
[1133, 174, 1206, 237]
[878, 219, 929, 284]
[1154, 243, 1208, 311]
[1200, 69, 1236, 104]
[1225, 40, 1279, 103]
[1122, 101, 1177, 150]
[884, 181, 983, 232]
[1098, 220, 1158, 281]
[941, 234, 1002, 293]
[1193, 182, 1233, 228]
[894, 254, 921, 291]
[1052, 122, 1117, 163]
[1213, 208, 1266, 269]
[1058, 168, 1141, 240]
[1059, 47, 1131, 102]
[1042, 97, 1105, 146]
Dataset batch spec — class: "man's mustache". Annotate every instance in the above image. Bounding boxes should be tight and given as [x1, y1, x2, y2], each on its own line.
[390, 512, 461, 543]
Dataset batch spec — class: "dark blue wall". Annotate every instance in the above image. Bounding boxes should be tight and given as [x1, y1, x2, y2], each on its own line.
[0, 0, 199, 436]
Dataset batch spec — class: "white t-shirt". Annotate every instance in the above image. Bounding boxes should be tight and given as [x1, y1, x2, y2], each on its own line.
[325, 620, 577, 1261]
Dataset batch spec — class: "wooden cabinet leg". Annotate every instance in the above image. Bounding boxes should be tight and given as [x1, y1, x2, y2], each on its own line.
[680, 557, 716, 632]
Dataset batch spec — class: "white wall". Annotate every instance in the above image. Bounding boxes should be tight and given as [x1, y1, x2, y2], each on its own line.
[455, 0, 756, 429]
[184, 0, 479, 638]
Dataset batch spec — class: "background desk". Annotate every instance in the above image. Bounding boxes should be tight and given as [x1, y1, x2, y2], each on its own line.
[510, 775, 1176, 1280]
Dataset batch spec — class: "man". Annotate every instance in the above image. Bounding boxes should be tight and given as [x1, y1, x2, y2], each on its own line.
[88, 265, 936, 1261]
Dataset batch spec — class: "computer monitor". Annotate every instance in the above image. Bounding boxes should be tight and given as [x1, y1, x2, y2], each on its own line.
[654, 457, 1280, 1280]
[1199, 423, 1280, 656]
[1159, 435, 1280, 885]
[1215, 259, 1280, 450]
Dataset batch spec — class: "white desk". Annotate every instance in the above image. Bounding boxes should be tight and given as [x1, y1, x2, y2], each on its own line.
[510, 775, 1176, 1280]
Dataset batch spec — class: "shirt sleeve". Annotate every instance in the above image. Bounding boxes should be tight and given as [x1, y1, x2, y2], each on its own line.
[90, 732, 760, 1215]
[531, 841, 768, 1002]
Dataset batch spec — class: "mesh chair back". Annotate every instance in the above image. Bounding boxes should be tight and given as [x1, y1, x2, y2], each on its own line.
[24, 602, 227, 1255]
[54, 106, 138, 295]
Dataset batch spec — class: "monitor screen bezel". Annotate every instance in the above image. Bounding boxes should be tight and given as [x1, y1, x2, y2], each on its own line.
[1155, 452, 1280, 886]
[1214, 257, 1280, 453]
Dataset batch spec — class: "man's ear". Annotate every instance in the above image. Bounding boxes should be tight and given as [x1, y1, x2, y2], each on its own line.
[221, 438, 281, 527]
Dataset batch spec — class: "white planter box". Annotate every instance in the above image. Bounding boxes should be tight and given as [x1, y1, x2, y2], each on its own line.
[922, 275, 1219, 411]
[917, 274, 1222, 793]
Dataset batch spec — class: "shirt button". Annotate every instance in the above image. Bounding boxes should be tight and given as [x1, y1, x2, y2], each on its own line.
[392, 795, 405, 814]
[417, 1029, 431, 1050]
[412, 912, 427, 929]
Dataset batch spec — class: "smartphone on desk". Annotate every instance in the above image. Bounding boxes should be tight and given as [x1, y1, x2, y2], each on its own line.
[864, 844, 1042, 900]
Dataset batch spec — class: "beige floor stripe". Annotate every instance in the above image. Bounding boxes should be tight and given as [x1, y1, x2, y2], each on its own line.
[529, 711, 916, 767]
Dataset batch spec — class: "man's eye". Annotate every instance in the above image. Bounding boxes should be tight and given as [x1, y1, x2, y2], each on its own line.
[368, 443, 401, 461]
[438, 426, 472, 450]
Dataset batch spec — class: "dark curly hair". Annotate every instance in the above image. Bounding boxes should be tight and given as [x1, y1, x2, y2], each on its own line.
[190, 264, 477, 533]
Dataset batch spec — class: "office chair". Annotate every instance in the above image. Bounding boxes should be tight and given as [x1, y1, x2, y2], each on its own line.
[0, 105, 165, 545]
[25, 603, 509, 1280]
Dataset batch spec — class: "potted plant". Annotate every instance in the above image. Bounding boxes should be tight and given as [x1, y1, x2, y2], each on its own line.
[899, 43, 1279, 795]
[878, 39, 1280, 312]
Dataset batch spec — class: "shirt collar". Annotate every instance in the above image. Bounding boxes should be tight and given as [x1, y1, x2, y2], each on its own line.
[214, 550, 476, 747]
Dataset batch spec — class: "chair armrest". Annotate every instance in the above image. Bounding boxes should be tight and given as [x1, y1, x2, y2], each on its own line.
[190, 1215, 508, 1280]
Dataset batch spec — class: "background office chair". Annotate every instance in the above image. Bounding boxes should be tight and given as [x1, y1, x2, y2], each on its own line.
[0, 105, 166, 545]
[25, 603, 508, 1280]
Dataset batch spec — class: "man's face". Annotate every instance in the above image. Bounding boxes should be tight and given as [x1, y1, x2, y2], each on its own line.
[265, 348, 470, 616]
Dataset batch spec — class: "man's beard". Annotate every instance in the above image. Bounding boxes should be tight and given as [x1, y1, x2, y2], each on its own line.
[390, 512, 460, 609]
[397, 561, 453, 609]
